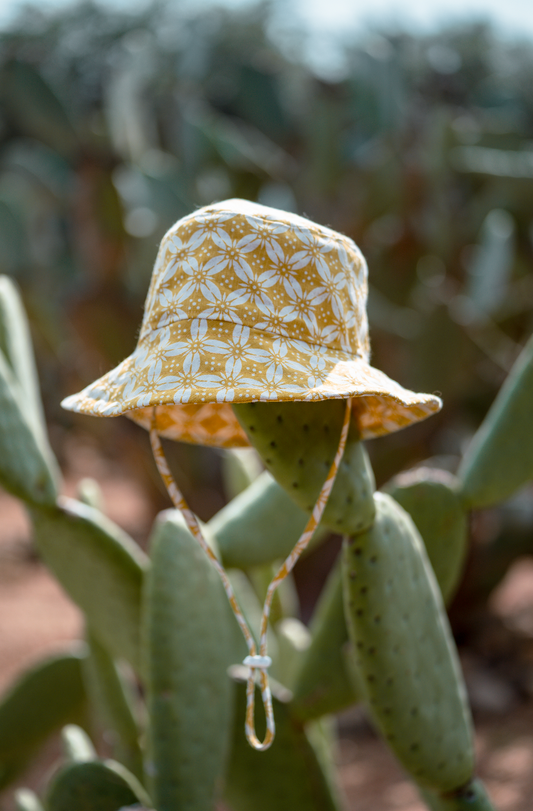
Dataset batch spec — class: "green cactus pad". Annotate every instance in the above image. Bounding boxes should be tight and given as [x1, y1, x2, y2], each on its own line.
[292, 561, 360, 721]
[44, 758, 150, 811]
[459, 333, 533, 509]
[233, 400, 375, 535]
[420, 778, 496, 810]
[31, 498, 147, 672]
[224, 667, 343, 811]
[0, 349, 58, 506]
[0, 649, 87, 789]
[210, 471, 327, 569]
[61, 724, 96, 762]
[342, 493, 474, 793]
[83, 632, 143, 780]
[142, 510, 236, 811]
[0, 277, 48, 440]
[383, 468, 468, 604]
[275, 618, 311, 690]
[222, 447, 262, 499]
[14, 788, 44, 811]
[250, 562, 300, 625]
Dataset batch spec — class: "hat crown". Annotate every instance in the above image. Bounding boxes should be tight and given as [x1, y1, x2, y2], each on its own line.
[140, 199, 370, 359]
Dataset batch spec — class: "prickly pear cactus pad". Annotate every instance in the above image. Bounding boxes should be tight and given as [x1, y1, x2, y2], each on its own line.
[209, 471, 327, 568]
[142, 511, 236, 810]
[44, 759, 150, 811]
[0, 349, 58, 506]
[233, 399, 376, 535]
[383, 467, 468, 604]
[0, 649, 87, 790]
[31, 497, 147, 672]
[343, 493, 474, 792]
[0, 275, 60, 502]
[459, 333, 533, 509]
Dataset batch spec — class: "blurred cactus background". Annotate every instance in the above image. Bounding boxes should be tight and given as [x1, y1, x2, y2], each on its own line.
[2, 0, 533, 809]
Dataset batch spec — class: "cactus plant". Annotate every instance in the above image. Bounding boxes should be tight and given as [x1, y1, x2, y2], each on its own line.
[5, 181, 531, 810]
[342, 493, 472, 792]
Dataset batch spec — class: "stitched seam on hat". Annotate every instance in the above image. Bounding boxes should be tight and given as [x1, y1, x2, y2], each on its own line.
[139, 315, 369, 362]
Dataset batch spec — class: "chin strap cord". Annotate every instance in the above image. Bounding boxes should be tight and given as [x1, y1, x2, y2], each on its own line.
[150, 398, 352, 751]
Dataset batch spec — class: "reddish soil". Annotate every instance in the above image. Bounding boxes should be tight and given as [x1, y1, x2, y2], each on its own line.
[1, 468, 533, 811]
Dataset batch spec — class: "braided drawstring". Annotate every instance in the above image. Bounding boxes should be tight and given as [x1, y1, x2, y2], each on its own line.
[150, 398, 352, 750]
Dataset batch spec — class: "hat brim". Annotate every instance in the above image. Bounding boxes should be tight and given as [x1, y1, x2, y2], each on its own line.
[61, 318, 441, 448]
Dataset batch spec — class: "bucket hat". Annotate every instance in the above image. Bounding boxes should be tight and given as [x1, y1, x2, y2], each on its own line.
[61, 199, 442, 752]
[61, 198, 441, 445]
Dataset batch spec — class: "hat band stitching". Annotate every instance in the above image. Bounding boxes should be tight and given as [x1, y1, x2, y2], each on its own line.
[138, 316, 370, 363]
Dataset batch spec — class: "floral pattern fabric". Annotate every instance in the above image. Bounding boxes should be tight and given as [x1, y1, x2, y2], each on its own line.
[61, 198, 442, 446]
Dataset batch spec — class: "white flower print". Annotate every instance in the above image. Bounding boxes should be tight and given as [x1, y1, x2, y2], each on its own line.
[122, 366, 181, 408]
[337, 241, 367, 310]
[264, 337, 289, 365]
[196, 357, 261, 403]
[84, 383, 111, 408]
[258, 337, 298, 383]
[190, 210, 235, 243]
[164, 257, 224, 305]
[160, 319, 226, 372]
[244, 215, 288, 252]
[315, 363, 356, 397]
[254, 299, 297, 337]
[254, 363, 306, 401]
[134, 327, 182, 375]
[291, 228, 333, 274]
[197, 287, 249, 324]
[288, 338, 318, 357]
[316, 259, 347, 316]
[285, 354, 331, 389]
[156, 286, 189, 327]
[206, 324, 271, 365]
[162, 231, 206, 281]
[170, 352, 213, 404]
[320, 308, 357, 352]
[232, 262, 277, 307]
[282, 277, 327, 335]
[208, 231, 258, 274]
[265, 242, 302, 285]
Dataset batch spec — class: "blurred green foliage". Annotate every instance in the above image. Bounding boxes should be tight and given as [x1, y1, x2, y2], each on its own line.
[1, 0, 533, 623]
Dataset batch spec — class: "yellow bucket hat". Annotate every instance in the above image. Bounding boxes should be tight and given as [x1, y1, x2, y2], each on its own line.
[62, 199, 442, 752]
[62, 198, 441, 445]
